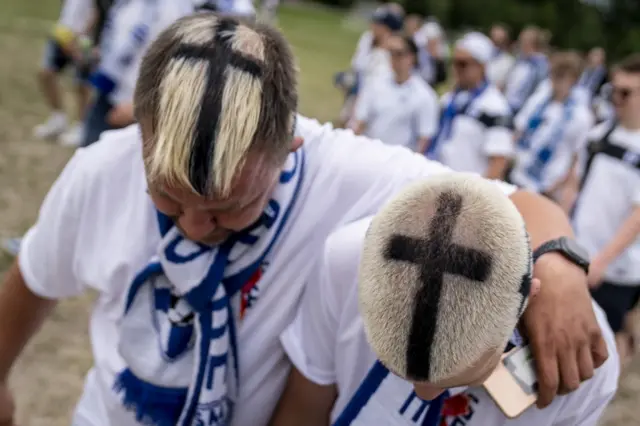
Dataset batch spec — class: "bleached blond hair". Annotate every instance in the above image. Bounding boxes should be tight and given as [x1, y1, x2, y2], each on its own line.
[359, 174, 532, 383]
[134, 13, 298, 197]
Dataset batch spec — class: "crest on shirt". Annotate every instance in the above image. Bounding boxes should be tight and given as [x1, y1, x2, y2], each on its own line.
[239, 261, 269, 319]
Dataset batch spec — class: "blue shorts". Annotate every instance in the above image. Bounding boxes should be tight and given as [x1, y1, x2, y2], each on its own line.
[82, 91, 114, 147]
[41, 38, 91, 82]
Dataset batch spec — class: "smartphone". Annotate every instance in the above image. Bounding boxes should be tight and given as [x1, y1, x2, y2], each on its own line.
[482, 345, 538, 418]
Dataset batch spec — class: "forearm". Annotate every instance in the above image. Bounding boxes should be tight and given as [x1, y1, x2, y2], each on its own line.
[598, 206, 640, 263]
[485, 156, 510, 180]
[352, 120, 365, 135]
[0, 261, 56, 382]
[509, 190, 574, 249]
[416, 137, 430, 154]
[270, 368, 336, 426]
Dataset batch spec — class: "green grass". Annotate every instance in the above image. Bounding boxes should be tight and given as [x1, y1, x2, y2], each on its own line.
[0, 1, 359, 122]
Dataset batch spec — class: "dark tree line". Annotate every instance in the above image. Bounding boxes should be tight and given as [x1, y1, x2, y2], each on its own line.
[318, 0, 640, 61]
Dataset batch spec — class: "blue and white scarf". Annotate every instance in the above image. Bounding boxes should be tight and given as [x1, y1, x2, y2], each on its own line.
[517, 95, 575, 186]
[114, 149, 304, 426]
[425, 81, 489, 159]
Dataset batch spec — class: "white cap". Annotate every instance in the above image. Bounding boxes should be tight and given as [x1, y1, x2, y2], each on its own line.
[455, 32, 494, 65]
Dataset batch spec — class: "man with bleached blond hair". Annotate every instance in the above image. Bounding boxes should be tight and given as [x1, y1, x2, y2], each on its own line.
[0, 13, 609, 426]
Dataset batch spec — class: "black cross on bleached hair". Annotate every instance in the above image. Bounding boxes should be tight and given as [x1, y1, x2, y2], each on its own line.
[385, 191, 493, 380]
[357, 175, 532, 384]
[137, 13, 298, 199]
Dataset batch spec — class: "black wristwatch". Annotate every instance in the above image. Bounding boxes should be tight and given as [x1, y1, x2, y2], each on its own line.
[533, 237, 590, 274]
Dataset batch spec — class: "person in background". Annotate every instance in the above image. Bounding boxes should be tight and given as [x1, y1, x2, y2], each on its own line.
[83, 0, 195, 147]
[570, 54, 640, 369]
[413, 17, 448, 87]
[352, 34, 439, 152]
[33, 0, 93, 143]
[504, 26, 549, 114]
[427, 32, 513, 180]
[578, 47, 608, 100]
[487, 23, 515, 91]
[508, 51, 593, 212]
[335, 5, 403, 127]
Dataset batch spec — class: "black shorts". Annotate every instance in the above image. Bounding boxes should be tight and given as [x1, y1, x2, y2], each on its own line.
[591, 281, 640, 332]
[41, 38, 91, 82]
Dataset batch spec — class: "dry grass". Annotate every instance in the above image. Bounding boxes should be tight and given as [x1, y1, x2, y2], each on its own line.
[0, 3, 638, 425]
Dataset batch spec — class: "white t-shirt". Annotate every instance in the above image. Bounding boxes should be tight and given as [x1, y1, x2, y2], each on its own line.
[281, 217, 619, 425]
[58, 0, 94, 34]
[100, 0, 195, 105]
[437, 85, 515, 175]
[573, 121, 640, 285]
[510, 94, 593, 192]
[354, 74, 439, 150]
[487, 51, 515, 89]
[19, 117, 514, 426]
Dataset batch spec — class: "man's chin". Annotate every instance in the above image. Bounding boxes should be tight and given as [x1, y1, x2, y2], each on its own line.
[200, 232, 233, 246]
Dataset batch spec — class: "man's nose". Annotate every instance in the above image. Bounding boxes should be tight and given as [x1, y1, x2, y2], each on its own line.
[177, 208, 216, 241]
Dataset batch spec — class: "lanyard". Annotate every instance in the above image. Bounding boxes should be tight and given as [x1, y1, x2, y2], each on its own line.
[425, 81, 489, 159]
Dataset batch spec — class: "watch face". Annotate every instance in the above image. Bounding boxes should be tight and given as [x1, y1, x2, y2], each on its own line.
[561, 237, 590, 264]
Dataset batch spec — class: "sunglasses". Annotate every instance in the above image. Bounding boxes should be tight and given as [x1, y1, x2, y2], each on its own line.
[452, 59, 473, 69]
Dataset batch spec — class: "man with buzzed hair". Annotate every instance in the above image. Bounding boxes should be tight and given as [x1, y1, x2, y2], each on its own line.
[271, 175, 618, 426]
[0, 13, 610, 426]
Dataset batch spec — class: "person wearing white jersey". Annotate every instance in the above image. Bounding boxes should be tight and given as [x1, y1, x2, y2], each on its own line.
[83, 0, 195, 147]
[508, 51, 593, 211]
[429, 32, 513, 180]
[271, 176, 618, 426]
[33, 0, 93, 143]
[487, 23, 515, 90]
[0, 15, 610, 426]
[503, 26, 549, 114]
[353, 34, 439, 152]
[336, 5, 402, 126]
[570, 54, 640, 368]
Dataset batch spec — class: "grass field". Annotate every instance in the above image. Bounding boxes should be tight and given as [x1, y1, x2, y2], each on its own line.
[0, 1, 638, 425]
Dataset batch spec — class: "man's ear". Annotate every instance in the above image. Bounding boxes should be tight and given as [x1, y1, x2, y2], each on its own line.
[290, 136, 304, 152]
[529, 278, 541, 299]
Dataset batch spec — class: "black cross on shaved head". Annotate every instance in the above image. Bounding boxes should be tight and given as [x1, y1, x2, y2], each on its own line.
[171, 18, 264, 194]
[384, 191, 493, 381]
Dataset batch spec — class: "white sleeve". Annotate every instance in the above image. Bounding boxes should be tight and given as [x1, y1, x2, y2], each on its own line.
[19, 151, 89, 299]
[481, 101, 515, 158]
[417, 89, 440, 139]
[280, 244, 340, 385]
[305, 120, 517, 225]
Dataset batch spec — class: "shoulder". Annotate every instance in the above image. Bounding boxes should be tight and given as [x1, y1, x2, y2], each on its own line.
[476, 86, 511, 115]
[69, 124, 146, 200]
[410, 76, 438, 102]
[573, 104, 594, 127]
[587, 120, 616, 141]
[322, 218, 372, 296]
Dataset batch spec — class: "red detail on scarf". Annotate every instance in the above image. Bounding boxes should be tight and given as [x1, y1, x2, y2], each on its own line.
[440, 394, 471, 426]
[240, 267, 263, 319]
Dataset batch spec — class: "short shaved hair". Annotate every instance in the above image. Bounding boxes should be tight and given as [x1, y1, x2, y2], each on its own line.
[359, 174, 532, 383]
[134, 13, 298, 197]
